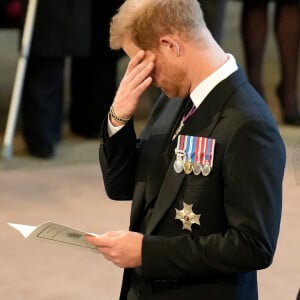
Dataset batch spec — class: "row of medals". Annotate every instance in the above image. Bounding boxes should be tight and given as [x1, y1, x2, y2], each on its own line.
[173, 152, 212, 176]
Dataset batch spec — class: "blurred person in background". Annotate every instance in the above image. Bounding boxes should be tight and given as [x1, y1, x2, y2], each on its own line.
[239, 0, 300, 125]
[70, 1, 123, 139]
[0, 0, 21, 28]
[200, 0, 228, 44]
[20, 0, 122, 158]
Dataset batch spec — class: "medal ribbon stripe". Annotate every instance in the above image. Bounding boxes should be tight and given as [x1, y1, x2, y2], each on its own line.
[180, 135, 185, 153]
[193, 137, 203, 175]
[184, 135, 189, 163]
[210, 139, 216, 168]
[175, 134, 182, 157]
[194, 137, 201, 164]
[201, 137, 206, 166]
[195, 137, 198, 164]
[176, 134, 180, 151]
[206, 138, 212, 164]
[205, 138, 216, 168]
[188, 135, 195, 162]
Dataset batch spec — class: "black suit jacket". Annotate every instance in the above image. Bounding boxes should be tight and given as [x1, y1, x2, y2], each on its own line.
[99, 68, 286, 299]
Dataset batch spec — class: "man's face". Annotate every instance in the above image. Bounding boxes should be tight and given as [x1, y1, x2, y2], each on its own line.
[122, 37, 189, 99]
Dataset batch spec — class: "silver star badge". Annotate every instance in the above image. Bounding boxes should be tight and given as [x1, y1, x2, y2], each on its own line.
[175, 202, 201, 231]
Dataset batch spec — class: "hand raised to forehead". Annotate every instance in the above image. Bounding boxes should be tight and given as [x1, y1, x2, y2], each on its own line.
[112, 51, 155, 121]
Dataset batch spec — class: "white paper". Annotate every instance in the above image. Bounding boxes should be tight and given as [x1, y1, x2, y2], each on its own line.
[8, 223, 36, 238]
[8, 221, 99, 253]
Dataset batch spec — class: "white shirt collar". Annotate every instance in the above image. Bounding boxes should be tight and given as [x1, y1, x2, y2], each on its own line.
[190, 54, 238, 108]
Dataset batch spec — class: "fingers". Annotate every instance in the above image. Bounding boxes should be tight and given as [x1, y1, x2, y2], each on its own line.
[133, 76, 153, 97]
[122, 57, 154, 97]
[125, 50, 145, 74]
[85, 231, 126, 250]
[126, 50, 153, 74]
[85, 234, 100, 245]
[85, 232, 116, 248]
[112, 52, 155, 118]
[127, 51, 155, 81]
[85, 232, 122, 265]
[85, 231, 143, 268]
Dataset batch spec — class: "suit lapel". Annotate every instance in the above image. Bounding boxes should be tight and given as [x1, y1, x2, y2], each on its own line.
[130, 96, 186, 229]
[144, 98, 189, 206]
[145, 68, 248, 234]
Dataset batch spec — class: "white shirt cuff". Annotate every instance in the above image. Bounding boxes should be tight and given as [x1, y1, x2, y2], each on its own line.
[107, 114, 125, 137]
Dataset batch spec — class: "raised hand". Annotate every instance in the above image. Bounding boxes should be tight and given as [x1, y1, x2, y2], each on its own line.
[111, 50, 155, 125]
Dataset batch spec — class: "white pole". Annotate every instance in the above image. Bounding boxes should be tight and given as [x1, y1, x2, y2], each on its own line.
[1, 0, 38, 159]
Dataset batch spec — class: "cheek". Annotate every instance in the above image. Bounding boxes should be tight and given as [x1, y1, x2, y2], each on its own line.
[151, 65, 161, 83]
[153, 62, 167, 80]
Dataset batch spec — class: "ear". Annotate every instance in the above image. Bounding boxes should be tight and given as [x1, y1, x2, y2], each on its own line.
[159, 36, 182, 57]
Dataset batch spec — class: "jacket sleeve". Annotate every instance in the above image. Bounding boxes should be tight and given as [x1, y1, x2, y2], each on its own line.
[99, 118, 137, 200]
[142, 119, 286, 279]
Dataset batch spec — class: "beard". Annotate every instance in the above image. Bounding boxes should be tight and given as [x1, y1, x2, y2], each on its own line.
[158, 64, 189, 99]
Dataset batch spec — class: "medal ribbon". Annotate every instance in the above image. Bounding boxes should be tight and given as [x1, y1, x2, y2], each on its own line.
[174, 135, 216, 175]
[204, 138, 216, 167]
[188, 135, 195, 162]
[180, 134, 185, 153]
[194, 137, 202, 164]
[200, 137, 206, 165]
[183, 135, 188, 162]
[210, 139, 216, 168]
[175, 134, 185, 159]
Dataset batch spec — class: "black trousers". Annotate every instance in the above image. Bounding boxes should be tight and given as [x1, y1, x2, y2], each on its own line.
[199, 0, 228, 43]
[21, 53, 120, 150]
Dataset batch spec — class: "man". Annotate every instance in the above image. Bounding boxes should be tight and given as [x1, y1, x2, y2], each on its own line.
[86, 0, 286, 299]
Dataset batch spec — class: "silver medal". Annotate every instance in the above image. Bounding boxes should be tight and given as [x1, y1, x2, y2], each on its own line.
[174, 157, 184, 173]
[193, 162, 202, 175]
[202, 161, 211, 176]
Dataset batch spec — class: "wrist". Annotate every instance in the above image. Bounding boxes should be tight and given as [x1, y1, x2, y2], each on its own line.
[109, 105, 131, 125]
